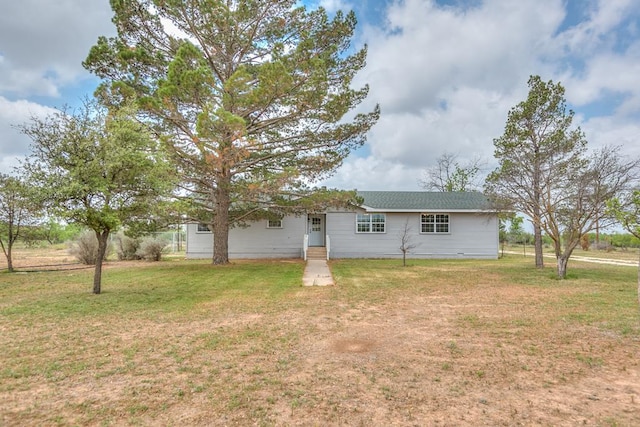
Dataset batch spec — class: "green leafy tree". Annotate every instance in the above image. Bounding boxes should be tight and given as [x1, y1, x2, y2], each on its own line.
[20, 100, 174, 294]
[609, 190, 640, 308]
[606, 232, 640, 249]
[498, 217, 507, 243]
[485, 75, 587, 270]
[38, 219, 83, 245]
[507, 216, 525, 244]
[35, 220, 83, 244]
[83, 0, 379, 264]
[0, 174, 40, 272]
[420, 152, 483, 192]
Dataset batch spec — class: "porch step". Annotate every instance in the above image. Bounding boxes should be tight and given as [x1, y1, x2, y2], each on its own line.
[306, 247, 327, 260]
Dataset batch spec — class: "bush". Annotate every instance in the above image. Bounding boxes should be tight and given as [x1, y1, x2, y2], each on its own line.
[115, 232, 141, 261]
[136, 237, 169, 261]
[592, 241, 613, 251]
[580, 234, 590, 251]
[68, 231, 112, 265]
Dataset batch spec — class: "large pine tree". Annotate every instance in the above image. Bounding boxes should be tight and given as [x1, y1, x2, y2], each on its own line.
[84, 0, 379, 264]
[485, 75, 586, 270]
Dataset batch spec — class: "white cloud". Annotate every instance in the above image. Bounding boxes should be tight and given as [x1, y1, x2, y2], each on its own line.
[349, 0, 568, 179]
[323, 85, 512, 190]
[0, 1, 114, 173]
[564, 45, 640, 113]
[333, 0, 640, 191]
[0, 0, 114, 97]
[558, 0, 636, 54]
[319, 0, 350, 13]
[582, 115, 640, 158]
[358, 0, 564, 111]
[556, 0, 640, 114]
[0, 68, 61, 98]
[0, 97, 58, 171]
[323, 155, 423, 191]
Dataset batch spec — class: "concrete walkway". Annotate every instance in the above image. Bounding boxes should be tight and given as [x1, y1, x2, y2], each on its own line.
[302, 259, 335, 286]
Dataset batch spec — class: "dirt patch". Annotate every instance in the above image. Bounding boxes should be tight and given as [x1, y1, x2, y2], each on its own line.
[5, 247, 159, 272]
[332, 338, 377, 353]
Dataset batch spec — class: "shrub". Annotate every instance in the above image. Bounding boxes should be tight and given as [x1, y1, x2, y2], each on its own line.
[580, 234, 590, 251]
[114, 232, 141, 261]
[68, 231, 112, 265]
[592, 241, 613, 251]
[136, 237, 169, 261]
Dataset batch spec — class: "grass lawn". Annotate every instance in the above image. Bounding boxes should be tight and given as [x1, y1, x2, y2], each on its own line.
[1, 254, 639, 426]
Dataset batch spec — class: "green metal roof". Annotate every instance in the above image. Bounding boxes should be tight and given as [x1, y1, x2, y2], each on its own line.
[356, 191, 492, 212]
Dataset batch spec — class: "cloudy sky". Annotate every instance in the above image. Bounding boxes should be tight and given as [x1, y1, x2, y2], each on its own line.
[1, 0, 639, 191]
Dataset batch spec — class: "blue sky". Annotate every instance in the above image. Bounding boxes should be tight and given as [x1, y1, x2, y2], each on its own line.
[1, 0, 639, 191]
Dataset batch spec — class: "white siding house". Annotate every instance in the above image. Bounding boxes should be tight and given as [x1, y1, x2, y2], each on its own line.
[186, 191, 499, 260]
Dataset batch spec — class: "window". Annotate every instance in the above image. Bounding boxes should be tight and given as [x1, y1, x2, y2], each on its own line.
[356, 213, 386, 233]
[421, 214, 449, 233]
[197, 223, 211, 233]
[267, 219, 283, 228]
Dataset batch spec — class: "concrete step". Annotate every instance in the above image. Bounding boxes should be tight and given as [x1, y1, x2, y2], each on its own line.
[306, 247, 327, 260]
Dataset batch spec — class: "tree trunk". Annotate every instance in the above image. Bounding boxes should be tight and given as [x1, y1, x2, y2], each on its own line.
[557, 255, 569, 279]
[7, 251, 13, 273]
[93, 231, 110, 294]
[212, 184, 231, 265]
[532, 213, 544, 269]
[556, 240, 580, 280]
[534, 223, 544, 268]
[6, 248, 14, 273]
[532, 151, 544, 269]
[1, 228, 15, 273]
[637, 250, 640, 310]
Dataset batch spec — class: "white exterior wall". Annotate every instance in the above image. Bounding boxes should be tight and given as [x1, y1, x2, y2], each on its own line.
[186, 215, 307, 259]
[186, 210, 499, 260]
[326, 210, 498, 259]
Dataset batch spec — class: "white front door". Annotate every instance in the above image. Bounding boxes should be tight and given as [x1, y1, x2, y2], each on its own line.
[308, 214, 325, 247]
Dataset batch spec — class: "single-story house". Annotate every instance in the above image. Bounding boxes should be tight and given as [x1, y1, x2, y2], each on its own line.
[186, 191, 499, 260]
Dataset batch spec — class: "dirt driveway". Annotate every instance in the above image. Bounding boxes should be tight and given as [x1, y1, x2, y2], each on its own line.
[505, 250, 638, 267]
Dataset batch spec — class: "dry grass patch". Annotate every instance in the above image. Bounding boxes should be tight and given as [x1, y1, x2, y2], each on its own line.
[1, 252, 639, 426]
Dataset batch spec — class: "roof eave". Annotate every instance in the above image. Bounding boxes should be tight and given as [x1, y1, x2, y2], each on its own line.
[361, 208, 497, 213]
